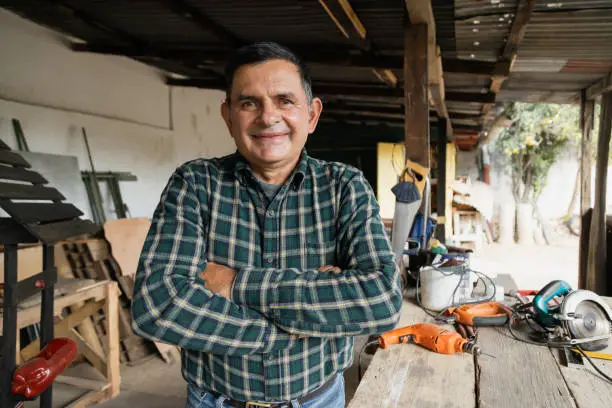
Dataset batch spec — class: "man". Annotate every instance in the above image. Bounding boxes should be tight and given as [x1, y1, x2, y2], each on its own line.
[132, 42, 402, 408]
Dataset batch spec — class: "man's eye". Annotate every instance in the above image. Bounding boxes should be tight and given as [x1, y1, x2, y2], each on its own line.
[280, 98, 293, 106]
[241, 101, 255, 109]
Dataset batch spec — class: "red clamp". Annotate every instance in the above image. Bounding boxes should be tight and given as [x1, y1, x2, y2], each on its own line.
[12, 338, 78, 399]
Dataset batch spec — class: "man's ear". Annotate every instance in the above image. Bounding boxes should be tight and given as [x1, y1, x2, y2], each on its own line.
[221, 101, 233, 135]
[307, 97, 323, 134]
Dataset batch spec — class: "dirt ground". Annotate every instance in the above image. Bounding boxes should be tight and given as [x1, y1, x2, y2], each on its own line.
[471, 223, 580, 291]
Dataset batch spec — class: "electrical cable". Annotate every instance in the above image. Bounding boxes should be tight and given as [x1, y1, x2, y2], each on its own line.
[574, 345, 612, 384]
[508, 311, 612, 384]
[357, 339, 380, 383]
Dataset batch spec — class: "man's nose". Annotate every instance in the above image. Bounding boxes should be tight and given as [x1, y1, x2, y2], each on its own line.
[258, 102, 281, 126]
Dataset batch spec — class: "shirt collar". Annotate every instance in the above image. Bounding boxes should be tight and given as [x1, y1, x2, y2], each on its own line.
[233, 150, 308, 190]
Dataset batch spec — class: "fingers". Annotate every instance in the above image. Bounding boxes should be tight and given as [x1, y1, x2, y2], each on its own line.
[456, 323, 468, 339]
[456, 323, 476, 340]
[318, 265, 342, 273]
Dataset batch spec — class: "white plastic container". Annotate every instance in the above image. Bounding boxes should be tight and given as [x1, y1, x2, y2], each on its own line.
[419, 266, 469, 311]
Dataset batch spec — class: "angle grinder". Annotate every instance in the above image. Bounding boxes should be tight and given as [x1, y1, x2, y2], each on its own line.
[531, 280, 612, 351]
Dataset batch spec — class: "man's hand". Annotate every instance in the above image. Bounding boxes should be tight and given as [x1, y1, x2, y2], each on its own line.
[317, 265, 342, 273]
[199, 262, 237, 299]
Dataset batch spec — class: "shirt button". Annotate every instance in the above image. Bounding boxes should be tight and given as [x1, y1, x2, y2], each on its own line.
[266, 257, 274, 264]
[267, 209, 275, 217]
[268, 355, 273, 360]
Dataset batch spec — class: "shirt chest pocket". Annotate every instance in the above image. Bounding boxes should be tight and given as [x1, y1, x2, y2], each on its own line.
[305, 235, 337, 269]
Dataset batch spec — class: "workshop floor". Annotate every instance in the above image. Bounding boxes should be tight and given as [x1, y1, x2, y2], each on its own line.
[36, 236, 579, 408]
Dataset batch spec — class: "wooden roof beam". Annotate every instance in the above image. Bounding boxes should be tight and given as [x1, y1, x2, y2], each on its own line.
[167, 77, 495, 103]
[160, 0, 243, 47]
[71, 43, 508, 79]
[317, 0, 397, 87]
[586, 71, 612, 100]
[405, 0, 452, 137]
[482, 0, 536, 119]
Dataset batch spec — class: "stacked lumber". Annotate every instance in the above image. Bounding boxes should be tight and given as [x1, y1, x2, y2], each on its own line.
[2, 218, 181, 368]
[58, 238, 153, 364]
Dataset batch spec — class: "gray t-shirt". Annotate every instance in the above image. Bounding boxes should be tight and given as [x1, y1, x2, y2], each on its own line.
[258, 179, 282, 203]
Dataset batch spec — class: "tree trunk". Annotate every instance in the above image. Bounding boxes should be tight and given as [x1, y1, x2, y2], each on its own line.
[566, 167, 581, 217]
[516, 203, 534, 244]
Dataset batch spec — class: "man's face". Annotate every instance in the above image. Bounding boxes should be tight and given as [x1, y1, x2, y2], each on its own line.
[221, 59, 322, 172]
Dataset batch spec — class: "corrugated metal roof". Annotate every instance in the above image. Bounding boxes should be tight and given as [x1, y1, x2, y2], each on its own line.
[454, 0, 518, 19]
[519, 10, 612, 59]
[2, 0, 612, 149]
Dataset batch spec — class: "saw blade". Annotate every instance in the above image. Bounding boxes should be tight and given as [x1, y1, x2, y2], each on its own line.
[567, 300, 611, 351]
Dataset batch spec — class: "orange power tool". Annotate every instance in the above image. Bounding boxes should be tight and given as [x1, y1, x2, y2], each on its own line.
[378, 323, 482, 355]
[444, 301, 511, 326]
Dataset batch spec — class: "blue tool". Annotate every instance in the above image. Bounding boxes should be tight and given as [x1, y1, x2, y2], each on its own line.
[533, 280, 573, 327]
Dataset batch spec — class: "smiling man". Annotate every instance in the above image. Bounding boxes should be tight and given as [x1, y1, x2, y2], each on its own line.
[132, 42, 402, 408]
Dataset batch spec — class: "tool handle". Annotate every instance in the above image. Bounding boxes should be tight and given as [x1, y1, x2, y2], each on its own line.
[533, 280, 571, 314]
[472, 314, 508, 326]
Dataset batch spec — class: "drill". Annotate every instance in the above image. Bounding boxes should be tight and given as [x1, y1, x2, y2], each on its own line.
[378, 323, 482, 355]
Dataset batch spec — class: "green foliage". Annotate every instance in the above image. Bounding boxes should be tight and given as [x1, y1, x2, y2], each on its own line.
[494, 102, 577, 203]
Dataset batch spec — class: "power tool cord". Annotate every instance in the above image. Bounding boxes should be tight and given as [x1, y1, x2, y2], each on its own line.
[357, 339, 380, 383]
[507, 310, 612, 384]
[415, 263, 497, 321]
[574, 345, 612, 383]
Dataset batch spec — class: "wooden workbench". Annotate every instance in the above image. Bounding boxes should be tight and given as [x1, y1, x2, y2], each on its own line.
[0, 279, 121, 407]
[349, 285, 612, 408]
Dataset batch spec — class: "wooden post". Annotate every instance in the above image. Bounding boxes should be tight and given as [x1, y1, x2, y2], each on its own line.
[404, 23, 429, 167]
[580, 92, 595, 216]
[436, 118, 447, 242]
[105, 282, 121, 398]
[586, 92, 612, 293]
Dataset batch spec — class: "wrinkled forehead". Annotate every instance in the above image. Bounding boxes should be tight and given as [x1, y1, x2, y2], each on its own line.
[230, 59, 307, 100]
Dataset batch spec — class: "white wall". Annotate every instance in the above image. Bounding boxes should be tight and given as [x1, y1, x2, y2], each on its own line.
[0, 8, 236, 219]
[456, 145, 612, 221]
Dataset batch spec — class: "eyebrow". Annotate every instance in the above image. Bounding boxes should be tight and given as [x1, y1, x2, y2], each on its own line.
[236, 92, 298, 102]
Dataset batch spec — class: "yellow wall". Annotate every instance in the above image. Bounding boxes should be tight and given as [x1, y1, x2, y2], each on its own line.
[377, 141, 457, 234]
[376, 142, 405, 219]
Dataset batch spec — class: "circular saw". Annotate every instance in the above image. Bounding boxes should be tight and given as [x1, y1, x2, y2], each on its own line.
[559, 290, 612, 351]
[532, 280, 612, 351]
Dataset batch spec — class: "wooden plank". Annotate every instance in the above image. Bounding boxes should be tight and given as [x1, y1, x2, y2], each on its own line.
[0, 280, 107, 331]
[580, 93, 595, 216]
[68, 328, 108, 375]
[1, 201, 83, 224]
[477, 327, 576, 408]
[0, 217, 37, 244]
[0, 182, 64, 201]
[586, 71, 612, 100]
[55, 375, 108, 391]
[502, 0, 537, 59]
[56, 263, 106, 360]
[348, 296, 474, 407]
[482, 0, 535, 119]
[105, 282, 121, 397]
[446, 92, 496, 104]
[0, 165, 47, 184]
[586, 92, 612, 292]
[20, 299, 106, 360]
[552, 297, 612, 408]
[103, 218, 151, 277]
[26, 219, 100, 244]
[442, 59, 501, 76]
[65, 388, 111, 408]
[0, 150, 30, 167]
[404, 23, 429, 167]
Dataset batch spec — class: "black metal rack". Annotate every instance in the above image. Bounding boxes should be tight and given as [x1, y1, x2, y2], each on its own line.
[0, 138, 99, 408]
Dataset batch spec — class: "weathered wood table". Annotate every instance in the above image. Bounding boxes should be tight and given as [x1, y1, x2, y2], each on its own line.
[349, 282, 612, 408]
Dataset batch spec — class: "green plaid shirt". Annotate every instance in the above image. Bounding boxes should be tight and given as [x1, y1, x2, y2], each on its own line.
[132, 150, 402, 402]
